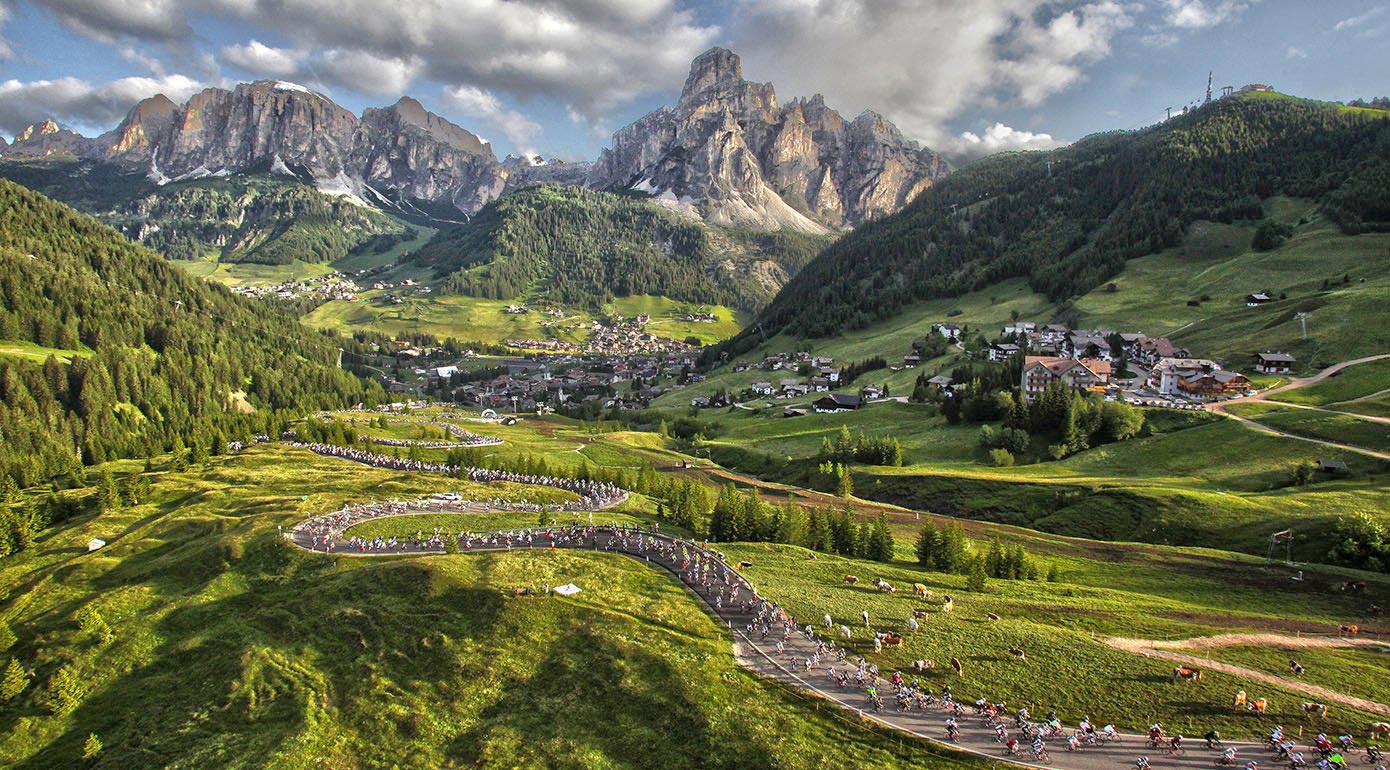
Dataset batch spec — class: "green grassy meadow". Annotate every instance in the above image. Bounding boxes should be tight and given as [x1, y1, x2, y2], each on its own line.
[303, 293, 743, 347]
[0, 445, 993, 769]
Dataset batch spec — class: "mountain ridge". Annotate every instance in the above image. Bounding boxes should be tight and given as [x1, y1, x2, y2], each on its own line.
[727, 92, 1390, 349]
[1, 48, 946, 231]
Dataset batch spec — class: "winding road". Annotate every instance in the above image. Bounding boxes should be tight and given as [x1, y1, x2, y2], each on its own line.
[1207, 355, 1390, 460]
[287, 519, 1371, 770]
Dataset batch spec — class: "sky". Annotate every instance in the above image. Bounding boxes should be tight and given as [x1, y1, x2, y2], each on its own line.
[0, 0, 1385, 162]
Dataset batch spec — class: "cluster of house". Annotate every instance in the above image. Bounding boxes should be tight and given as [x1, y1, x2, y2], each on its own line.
[503, 318, 692, 357]
[231, 272, 361, 301]
[436, 354, 699, 412]
[919, 321, 1295, 405]
[731, 352, 841, 399]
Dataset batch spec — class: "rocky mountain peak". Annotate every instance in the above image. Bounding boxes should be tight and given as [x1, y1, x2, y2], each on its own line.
[15, 119, 60, 143]
[676, 47, 777, 116]
[103, 94, 181, 156]
[377, 96, 492, 158]
[595, 48, 950, 231]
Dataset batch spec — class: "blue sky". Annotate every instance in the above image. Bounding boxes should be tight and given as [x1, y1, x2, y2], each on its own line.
[0, 1, 1385, 161]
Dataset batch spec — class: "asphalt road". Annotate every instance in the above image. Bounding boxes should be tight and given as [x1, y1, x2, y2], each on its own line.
[287, 523, 1354, 770]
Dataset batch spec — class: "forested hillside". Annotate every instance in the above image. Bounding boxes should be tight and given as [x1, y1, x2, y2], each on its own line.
[740, 93, 1390, 343]
[0, 179, 383, 486]
[0, 161, 409, 265]
[411, 184, 829, 311]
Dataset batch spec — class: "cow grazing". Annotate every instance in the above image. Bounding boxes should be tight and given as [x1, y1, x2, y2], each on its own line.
[1341, 624, 1360, 635]
[839, 625, 852, 640]
[908, 617, 920, 632]
[1302, 702, 1329, 720]
[912, 659, 936, 672]
[1250, 698, 1269, 714]
[912, 609, 929, 620]
[1370, 722, 1390, 740]
[986, 612, 1001, 621]
[880, 632, 904, 647]
[941, 597, 955, 614]
[875, 579, 896, 594]
[950, 657, 964, 677]
[1341, 580, 1367, 592]
[914, 583, 931, 599]
[823, 614, 833, 629]
[1289, 660, 1305, 676]
[843, 575, 859, 584]
[1233, 690, 1247, 710]
[1008, 647, 1026, 660]
[1172, 666, 1202, 682]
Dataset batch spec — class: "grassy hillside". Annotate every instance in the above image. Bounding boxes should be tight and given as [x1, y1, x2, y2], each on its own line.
[303, 292, 745, 347]
[0, 178, 382, 486]
[734, 92, 1390, 347]
[3, 416, 1387, 765]
[411, 184, 829, 312]
[0, 446, 990, 769]
[0, 161, 412, 267]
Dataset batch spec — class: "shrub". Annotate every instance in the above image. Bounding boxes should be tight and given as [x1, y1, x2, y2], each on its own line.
[987, 448, 1015, 467]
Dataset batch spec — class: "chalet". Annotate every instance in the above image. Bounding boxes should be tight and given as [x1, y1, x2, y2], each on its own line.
[1039, 324, 1070, 345]
[1021, 356, 1111, 402]
[783, 407, 808, 418]
[1318, 459, 1349, 474]
[783, 383, 810, 398]
[734, 361, 751, 372]
[505, 304, 529, 314]
[1254, 352, 1296, 374]
[1130, 337, 1189, 366]
[1245, 292, 1274, 306]
[1003, 321, 1036, 337]
[903, 354, 922, 368]
[1149, 357, 1248, 397]
[813, 393, 862, 412]
[1175, 369, 1250, 397]
[860, 385, 885, 400]
[932, 323, 962, 340]
[1066, 333, 1111, 360]
[820, 367, 841, 383]
[927, 374, 954, 389]
[810, 376, 832, 392]
[988, 342, 1021, 362]
[750, 381, 774, 396]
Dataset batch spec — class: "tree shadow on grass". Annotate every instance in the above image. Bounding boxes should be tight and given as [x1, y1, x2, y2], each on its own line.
[11, 562, 505, 769]
[449, 624, 777, 770]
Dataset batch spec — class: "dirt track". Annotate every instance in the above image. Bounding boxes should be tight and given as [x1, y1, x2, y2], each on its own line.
[1100, 634, 1390, 717]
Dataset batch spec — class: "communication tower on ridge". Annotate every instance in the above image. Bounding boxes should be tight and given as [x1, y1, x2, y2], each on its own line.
[1205, 71, 1213, 104]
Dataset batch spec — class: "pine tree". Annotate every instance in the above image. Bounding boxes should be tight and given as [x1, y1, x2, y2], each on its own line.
[43, 664, 83, 714]
[83, 733, 103, 761]
[915, 521, 939, 567]
[835, 464, 854, 498]
[868, 513, 895, 562]
[966, 556, 989, 592]
[1, 657, 27, 701]
[97, 469, 121, 512]
[169, 436, 188, 472]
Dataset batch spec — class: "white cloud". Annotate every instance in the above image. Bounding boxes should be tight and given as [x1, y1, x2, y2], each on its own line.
[198, 0, 718, 123]
[1285, 45, 1307, 59]
[1333, 6, 1385, 31]
[0, 73, 204, 136]
[32, 0, 189, 42]
[950, 122, 1067, 160]
[1161, 0, 1255, 29]
[315, 49, 421, 98]
[443, 85, 542, 155]
[731, 0, 1131, 148]
[219, 40, 302, 78]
